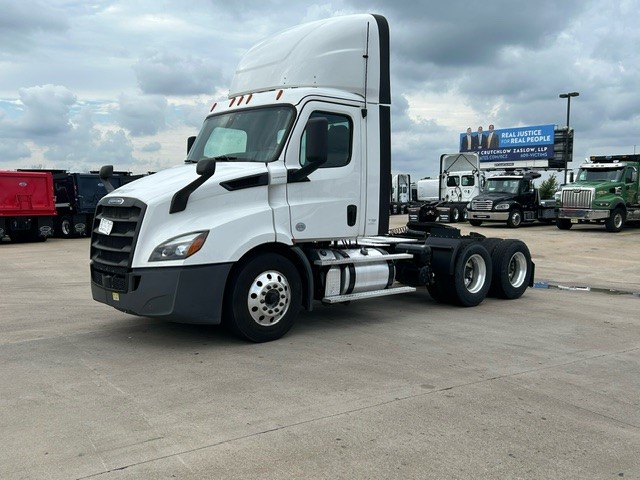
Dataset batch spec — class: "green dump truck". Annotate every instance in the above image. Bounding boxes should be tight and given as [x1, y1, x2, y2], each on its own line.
[557, 154, 640, 232]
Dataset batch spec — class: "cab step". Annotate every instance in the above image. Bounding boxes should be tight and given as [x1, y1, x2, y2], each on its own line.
[321, 285, 416, 304]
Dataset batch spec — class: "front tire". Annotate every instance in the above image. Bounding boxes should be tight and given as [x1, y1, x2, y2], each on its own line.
[556, 218, 572, 230]
[507, 209, 522, 228]
[605, 208, 625, 232]
[469, 219, 483, 227]
[224, 253, 302, 342]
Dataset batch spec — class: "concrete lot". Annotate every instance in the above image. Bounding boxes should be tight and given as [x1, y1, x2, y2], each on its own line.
[1, 220, 639, 479]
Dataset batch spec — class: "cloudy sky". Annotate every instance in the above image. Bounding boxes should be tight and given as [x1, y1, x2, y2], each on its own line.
[1, 0, 639, 180]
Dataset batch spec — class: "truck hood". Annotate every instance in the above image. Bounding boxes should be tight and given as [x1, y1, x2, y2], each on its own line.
[473, 192, 515, 203]
[106, 162, 268, 205]
[564, 181, 620, 192]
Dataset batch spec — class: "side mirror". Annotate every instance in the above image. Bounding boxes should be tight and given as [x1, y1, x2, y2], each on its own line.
[99, 165, 115, 193]
[305, 117, 328, 165]
[170, 158, 217, 214]
[196, 158, 217, 176]
[288, 117, 328, 183]
[187, 136, 196, 154]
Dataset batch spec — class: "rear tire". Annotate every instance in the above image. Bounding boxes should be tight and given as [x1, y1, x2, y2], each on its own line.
[489, 240, 532, 299]
[224, 253, 302, 342]
[481, 237, 503, 255]
[450, 207, 461, 223]
[59, 216, 73, 238]
[427, 274, 452, 303]
[450, 241, 492, 307]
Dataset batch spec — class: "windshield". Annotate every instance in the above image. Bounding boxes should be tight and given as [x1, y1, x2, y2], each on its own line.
[186, 106, 295, 163]
[577, 167, 624, 182]
[484, 178, 520, 194]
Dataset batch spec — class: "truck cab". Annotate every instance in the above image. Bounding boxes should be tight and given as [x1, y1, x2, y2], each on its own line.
[557, 155, 640, 232]
[467, 171, 555, 227]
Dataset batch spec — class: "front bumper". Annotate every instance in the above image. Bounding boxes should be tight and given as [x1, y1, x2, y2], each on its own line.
[91, 263, 233, 324]
[558, 208, 610, 220]
[468, 211, 509, 221]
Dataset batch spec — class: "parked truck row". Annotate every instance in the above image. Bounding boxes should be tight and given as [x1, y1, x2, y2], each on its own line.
[409, 153, 640, 233]
[0, 168, 146, 242]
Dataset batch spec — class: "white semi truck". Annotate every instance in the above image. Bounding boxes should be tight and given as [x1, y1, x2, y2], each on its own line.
[390, 173, 412, 214]
[90, 14, 534, 342]
[409, 153, 485, 223]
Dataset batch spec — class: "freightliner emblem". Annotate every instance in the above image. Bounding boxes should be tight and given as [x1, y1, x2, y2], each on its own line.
[108, 198, 125, 205]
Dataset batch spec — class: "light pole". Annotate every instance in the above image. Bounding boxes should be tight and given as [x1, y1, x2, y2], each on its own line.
[559, 91, 579, 183]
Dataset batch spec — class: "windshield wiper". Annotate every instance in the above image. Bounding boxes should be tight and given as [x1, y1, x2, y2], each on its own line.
[185, 155, 239, 164]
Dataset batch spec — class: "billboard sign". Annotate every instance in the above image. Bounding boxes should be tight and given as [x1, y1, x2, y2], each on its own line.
[459, 124, 555, 169]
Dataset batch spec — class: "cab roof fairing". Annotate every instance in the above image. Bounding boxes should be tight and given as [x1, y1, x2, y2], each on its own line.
[229, 14, 389, 105]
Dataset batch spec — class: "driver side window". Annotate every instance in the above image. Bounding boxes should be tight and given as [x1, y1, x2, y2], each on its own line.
[626, 167, 636, 183]
[300, 112, 352, 168]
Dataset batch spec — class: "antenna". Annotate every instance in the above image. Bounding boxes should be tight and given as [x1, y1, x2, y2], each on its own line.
[362, 22, 370, 118]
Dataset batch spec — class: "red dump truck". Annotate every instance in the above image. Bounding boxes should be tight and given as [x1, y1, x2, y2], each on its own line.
[0, 170, 57, 242]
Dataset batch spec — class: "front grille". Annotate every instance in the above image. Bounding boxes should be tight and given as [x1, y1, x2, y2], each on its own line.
[90, 200, 146, 292]
[471, 199, 493, 211]
[562, 188, 594, 209]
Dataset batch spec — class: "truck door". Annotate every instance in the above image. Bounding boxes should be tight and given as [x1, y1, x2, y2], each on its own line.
[624, 166, 638, 204]
[519, 179, 536, 213]
[285, 102, 362, 240]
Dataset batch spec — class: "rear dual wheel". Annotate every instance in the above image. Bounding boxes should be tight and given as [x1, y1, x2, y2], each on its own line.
[427, 238, 532, 305]
[428, 241, 492, 307]
[489, 240, 532, 299]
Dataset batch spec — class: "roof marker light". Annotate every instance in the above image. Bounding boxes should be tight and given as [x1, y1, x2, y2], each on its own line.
[210, 102, 217, 112]
[276, 90, 283, 100]
[246, 94, 253, 104]
[229, 98, 236, 107]
[237, 95, 244, 105]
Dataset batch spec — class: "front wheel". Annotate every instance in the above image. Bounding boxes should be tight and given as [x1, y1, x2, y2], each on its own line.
[507, 209, 522, 228]
[469, 219, 483, 227]
[605, 208, 625, 232]
[556, 218, 572, 230]
[224, 253, 302, 342]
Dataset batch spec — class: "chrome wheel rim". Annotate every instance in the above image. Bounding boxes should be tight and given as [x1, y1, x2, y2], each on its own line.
[508, 252, 527, 287]
[247, 270, 291, 326]
[464, 254, 487, 293]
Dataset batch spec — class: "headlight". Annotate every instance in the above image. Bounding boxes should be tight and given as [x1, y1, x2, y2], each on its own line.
[495, 203, 510, 210]
[149, 231, 209, 261]
[596, 202, 610, 207]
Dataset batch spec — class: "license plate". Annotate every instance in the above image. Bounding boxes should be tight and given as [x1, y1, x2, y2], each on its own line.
[98, 217, 114, 235]
[571, 218, 578, 224]
[112, 292, 120, 301]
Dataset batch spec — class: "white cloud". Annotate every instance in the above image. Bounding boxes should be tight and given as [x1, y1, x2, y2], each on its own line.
[0, 0, 638, 180]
